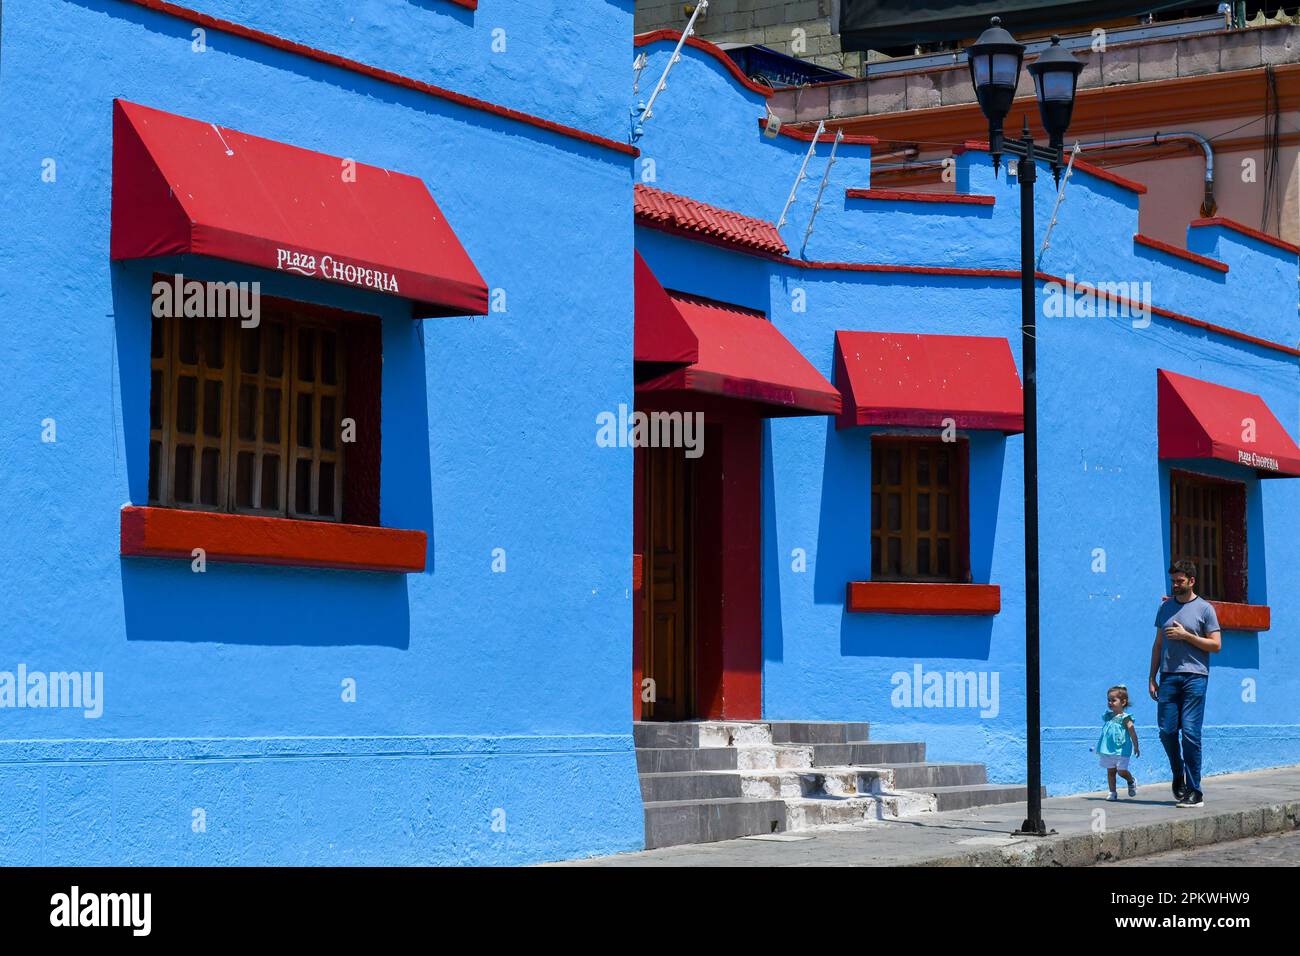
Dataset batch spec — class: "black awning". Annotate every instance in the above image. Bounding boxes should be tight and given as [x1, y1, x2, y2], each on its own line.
[834, 1, 1195, 50]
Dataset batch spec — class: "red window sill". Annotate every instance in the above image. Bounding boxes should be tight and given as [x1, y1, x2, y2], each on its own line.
[846, 581, 1001, 615]
[1209, 600, 1270, 632]
[1161, 596, 1271, 632]
[120, 506, 426, 573]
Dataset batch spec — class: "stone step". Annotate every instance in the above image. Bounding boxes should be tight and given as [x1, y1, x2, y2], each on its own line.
[643, 798, 787, 849]
[871, 762, 988, 790]
[734, 745, 815, 770]
[633, 721, 773, 750]
[784, 791, 938, 829]
[920, 783, 1047, 812]
[811, 741, 927, 766]
[633, 720, 873, 750]
[739, 766, 891, 799]
[636, 747, 739, 774]
[639, 771, 742, 802]
[765, 721, 871, 745]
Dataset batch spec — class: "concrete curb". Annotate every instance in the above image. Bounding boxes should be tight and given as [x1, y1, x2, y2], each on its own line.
[912, 800, 1300, 866]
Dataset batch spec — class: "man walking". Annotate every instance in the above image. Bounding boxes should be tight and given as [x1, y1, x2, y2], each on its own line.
[1149, 560, 1222, 808]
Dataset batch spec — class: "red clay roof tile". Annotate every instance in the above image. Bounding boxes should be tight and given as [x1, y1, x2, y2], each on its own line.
[634, 183, 788, 256]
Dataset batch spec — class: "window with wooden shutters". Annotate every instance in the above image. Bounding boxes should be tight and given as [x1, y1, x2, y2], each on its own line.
[871, 437, 967, 582]
[150, 305, 349, 522]
[1170, 471, 1247, 602]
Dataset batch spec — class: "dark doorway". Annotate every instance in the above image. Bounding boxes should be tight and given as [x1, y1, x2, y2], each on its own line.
[640, 445, 695, 721]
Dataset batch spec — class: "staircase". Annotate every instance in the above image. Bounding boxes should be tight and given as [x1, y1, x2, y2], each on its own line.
[635, 720, 1042, 849]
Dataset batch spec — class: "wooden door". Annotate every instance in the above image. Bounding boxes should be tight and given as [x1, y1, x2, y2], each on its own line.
[642, 446, 694, 721]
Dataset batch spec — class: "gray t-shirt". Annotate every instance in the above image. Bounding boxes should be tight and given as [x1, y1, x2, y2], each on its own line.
[1154, 596, 1221, 676]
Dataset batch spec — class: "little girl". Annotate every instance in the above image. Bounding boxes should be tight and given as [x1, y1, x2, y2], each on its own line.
[1097, 684, 1140, 800]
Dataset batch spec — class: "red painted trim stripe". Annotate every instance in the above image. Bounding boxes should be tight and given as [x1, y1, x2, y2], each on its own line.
[636, 186, 1299, 361]
[955, 141, 1147, 194]
[116, 0, 637, 157]
[785, 258, 1023, 280]
[780, 258, 1300, 359]
[762, 118, 879, 146]
[635, 29, 774, 98]
[1190, 217, 1300, 256]
[846, 582, 1001, 615]
[1072, 158, 1149, 195]
[121, 506, 427, 573]
[846, 188, 994, 206]
[447, 0, 478, 8]
[1036, 271, 1300, 358]
[1134, 234, 1229, 273]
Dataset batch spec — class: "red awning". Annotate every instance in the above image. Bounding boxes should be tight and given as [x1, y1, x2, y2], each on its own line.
[1158, 369, 1300, 477]
[635, 253, 698, 365]
[636, 293, 841, 416]
[834, 331, 1024, 432]
[111, 99, 488, 318]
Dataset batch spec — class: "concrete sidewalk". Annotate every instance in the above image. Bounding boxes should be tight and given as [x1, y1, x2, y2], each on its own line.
[557, 765, 1300, 866]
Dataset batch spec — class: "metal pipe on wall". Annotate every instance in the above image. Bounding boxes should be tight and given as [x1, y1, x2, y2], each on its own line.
[1075, 132, 1217, 217]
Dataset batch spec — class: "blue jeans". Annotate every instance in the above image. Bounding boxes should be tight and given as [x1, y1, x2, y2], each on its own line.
[1157, 672, 1208, 794]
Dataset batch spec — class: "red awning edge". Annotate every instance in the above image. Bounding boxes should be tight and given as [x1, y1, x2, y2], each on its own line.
[636, 292, 841, 417]
[1157, 369, 1300, 477]
[634, 253, 698, 365]
[111, 99, 488, 318]
[834, 331, 1024, 433]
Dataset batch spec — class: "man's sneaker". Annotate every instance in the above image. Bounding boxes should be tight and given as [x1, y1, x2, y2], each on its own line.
[1172, 775, 1186, 801]
[1175, 791, 1204, 808]
[1127, 780, 1138, 798]
[1106, 791, 1118, 801]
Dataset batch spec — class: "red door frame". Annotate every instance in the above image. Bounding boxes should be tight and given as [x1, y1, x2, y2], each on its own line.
[633, 404, 762, 721]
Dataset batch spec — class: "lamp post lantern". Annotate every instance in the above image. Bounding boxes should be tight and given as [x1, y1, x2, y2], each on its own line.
[968, 19, 1082, 838]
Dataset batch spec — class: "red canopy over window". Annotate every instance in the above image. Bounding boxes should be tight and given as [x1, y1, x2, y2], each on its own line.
[636, 292, 841, 417]
[1158, 369, 1300, 477]
[111, 99, 488, 318]
[634, 253, 698, 366]
[834, 331, 1024, 432]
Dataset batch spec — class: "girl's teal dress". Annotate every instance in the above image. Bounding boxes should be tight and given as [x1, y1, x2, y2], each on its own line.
[1097, 710, 1135, 758]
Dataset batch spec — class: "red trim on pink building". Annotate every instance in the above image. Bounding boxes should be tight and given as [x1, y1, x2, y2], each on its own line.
[761, 118, 879, 146]
[1072, 158, 1149, 195]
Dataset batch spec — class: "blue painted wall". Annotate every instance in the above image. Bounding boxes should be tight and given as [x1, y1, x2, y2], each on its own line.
[633, 38, 1300, 799]
[2, 7, 1297, 867]
[0, 0, 641, 864]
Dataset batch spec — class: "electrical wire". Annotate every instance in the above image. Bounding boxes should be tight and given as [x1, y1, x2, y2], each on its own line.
[1261, 64, 1282, 235]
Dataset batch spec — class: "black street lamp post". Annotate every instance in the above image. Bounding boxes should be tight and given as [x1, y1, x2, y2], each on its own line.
[967, 19, 1082, 837]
